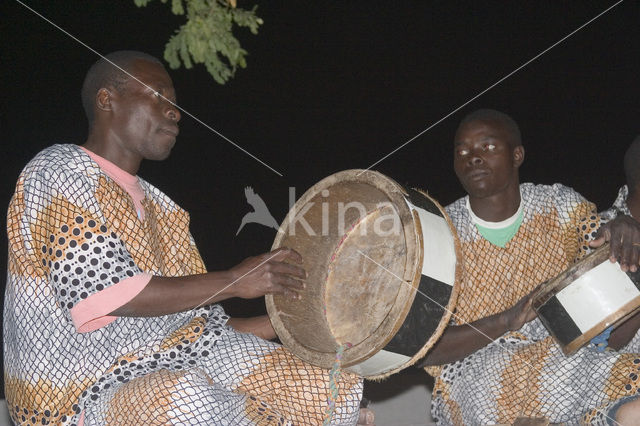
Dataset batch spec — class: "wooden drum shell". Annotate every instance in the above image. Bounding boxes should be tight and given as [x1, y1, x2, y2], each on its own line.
[266, 170, 462, 379]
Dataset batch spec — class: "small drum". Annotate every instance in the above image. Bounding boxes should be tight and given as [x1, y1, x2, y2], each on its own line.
[533, 243, 640, 355]
[266, 170, 462, 379]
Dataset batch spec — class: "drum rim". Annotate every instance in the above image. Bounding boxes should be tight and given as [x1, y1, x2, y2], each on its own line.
[561, 297, 640, 355]
[266, 170, 462, 378]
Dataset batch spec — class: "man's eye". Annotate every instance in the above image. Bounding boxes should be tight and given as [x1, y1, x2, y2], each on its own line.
[457, 149, 469, 156]
[485, 144, 496, 151]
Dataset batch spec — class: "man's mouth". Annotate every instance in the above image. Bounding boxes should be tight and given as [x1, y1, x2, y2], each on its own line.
[159, 127, 179, 138]
[467, 169, 489, 180]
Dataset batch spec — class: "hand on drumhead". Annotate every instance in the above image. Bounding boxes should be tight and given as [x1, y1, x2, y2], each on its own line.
[501, 290, 538, 332]
[592, 215, 640, 272]
[228, 248, 306, 299]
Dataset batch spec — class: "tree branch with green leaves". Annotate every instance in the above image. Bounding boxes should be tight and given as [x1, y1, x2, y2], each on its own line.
[134, 0, 263, 84]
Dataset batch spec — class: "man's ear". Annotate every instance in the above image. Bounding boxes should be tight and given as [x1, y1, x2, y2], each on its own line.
[96, 88, 112, 112]
[513, 145, 525, 168]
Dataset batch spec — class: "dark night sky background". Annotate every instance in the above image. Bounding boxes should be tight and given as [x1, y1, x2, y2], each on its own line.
[1, 0, 640, 397]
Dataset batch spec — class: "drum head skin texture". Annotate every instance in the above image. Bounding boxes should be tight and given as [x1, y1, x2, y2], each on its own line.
[266, 170, 462, 379]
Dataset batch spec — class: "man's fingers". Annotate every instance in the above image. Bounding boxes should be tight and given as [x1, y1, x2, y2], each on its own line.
[601, 216, 640, 270]
[620, 241, 640, 272]
[269, 261, 307, 280]
[608, 231, 623, 263]
[266, 268, 305, 294]
[278, 273, 305, 290]
[632, 243, 640, 272]
[630, 239, 640, 271]
[269, 247, 303, 264]
[620, 241, 633, 271]
[233, 249, 307, 299]
[282, 287, 302, 300]
[589, 236, 606, 248]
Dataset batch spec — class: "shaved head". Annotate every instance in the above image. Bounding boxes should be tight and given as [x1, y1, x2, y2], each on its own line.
[457, 109, 522, 148]
[81, 51, 162, 126]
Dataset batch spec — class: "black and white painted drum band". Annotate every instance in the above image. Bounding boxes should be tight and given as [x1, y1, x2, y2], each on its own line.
[346, 188, 457, 376]
[535, 245, 640, 355]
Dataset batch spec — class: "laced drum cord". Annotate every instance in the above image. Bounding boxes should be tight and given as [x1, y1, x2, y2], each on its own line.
[323, 343, 352, 425]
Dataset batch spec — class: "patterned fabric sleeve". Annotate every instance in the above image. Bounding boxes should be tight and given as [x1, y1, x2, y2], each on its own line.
[575, 212, 601, 261]
[600, 185, 630, 222]
[25, 167, 147, 331]
[71, 274, 152, 332]
[549, 183, 599, 264]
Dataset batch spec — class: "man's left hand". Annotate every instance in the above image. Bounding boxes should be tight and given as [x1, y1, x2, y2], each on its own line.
[591, 215, 640, 272]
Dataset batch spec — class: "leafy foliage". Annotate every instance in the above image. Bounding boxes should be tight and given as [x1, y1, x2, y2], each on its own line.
[134, 0, 263, 84]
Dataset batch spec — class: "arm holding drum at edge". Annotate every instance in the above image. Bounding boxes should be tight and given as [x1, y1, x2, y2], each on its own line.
[109, 248, 305, 340]
[227, 315, 277, 340]
[420, 289, 538, 366]
[591, 215, 640, 272]
[422, 216, 640, 363]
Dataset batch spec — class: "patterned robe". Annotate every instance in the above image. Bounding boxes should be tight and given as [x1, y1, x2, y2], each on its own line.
[4, 144, 362, 425]
[430, 183, 640, 425]
[601, 185, 631, 221]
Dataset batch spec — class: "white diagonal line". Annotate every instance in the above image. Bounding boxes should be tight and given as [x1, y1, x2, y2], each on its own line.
[357, 249, 622, 425]
[359, 0, 624, 174]
[14, 0, 283, 177]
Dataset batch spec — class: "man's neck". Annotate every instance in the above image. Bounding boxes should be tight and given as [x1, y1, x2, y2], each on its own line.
[83, 130, 142, 175]
[468, 185, 521, 222]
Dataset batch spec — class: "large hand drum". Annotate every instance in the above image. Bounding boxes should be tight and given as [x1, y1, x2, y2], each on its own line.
[533, 243, 640, 355]
[266, 170, 462, 379]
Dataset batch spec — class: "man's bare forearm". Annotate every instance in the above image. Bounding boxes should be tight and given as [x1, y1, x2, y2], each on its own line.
[422, 312, 510, 366]
[227, 315, 276, 340]
[422, 284, 539, 366]
[110, 271, 236, 317]
[108, 248, 306, 318]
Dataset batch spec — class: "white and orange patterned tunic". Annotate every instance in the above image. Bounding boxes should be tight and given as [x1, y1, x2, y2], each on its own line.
[431, 183, 640, 425]
[4, 144, 362, 425]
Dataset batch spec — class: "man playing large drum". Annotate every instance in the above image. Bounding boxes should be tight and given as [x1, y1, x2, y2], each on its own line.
[3, 50, 373, 425]
[422, 109, 640, 424]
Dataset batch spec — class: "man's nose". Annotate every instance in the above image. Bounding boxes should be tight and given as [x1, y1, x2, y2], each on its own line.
[468, 152, 483, 165]
[165, 104, 181, 122]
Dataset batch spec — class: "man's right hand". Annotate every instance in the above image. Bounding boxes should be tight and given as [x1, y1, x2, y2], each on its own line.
[421, 286, 539, 366]
[228, 248, 306, 300]
[500, 288, 539, 332]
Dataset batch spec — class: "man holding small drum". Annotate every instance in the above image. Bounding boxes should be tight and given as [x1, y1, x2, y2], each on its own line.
[422, 109, 640, 425]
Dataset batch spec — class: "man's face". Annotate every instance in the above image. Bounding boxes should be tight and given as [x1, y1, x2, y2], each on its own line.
[108, 59, 181, 161]
[453, 119, 523, 200]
